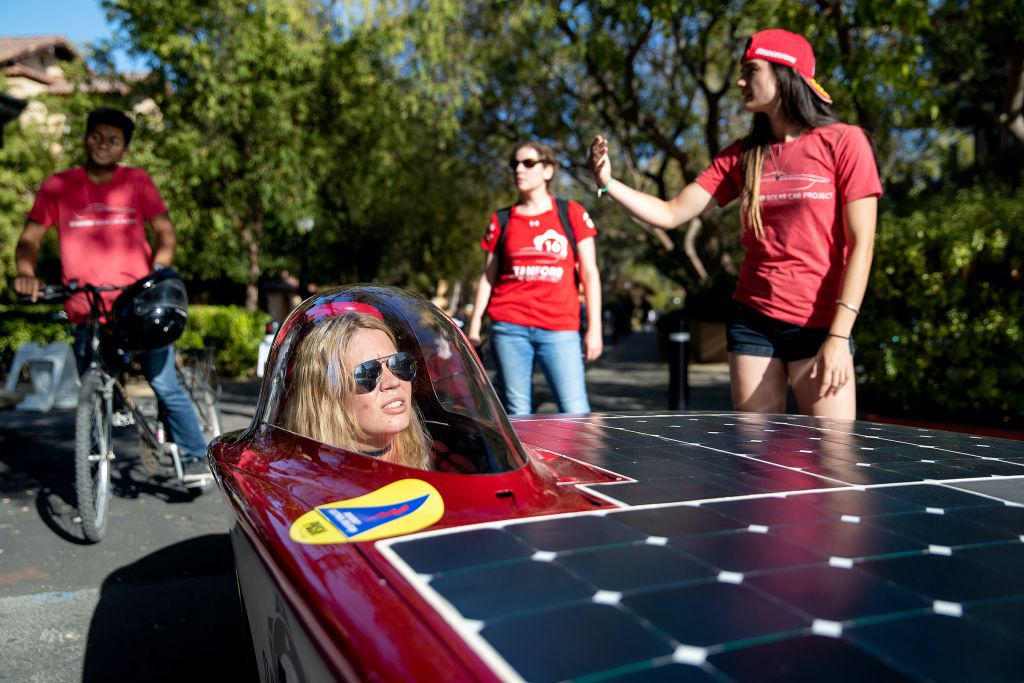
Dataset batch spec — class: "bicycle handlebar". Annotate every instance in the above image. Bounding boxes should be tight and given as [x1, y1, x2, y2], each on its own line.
[16, 280, 126, 305]
[17, 284, 68, 304]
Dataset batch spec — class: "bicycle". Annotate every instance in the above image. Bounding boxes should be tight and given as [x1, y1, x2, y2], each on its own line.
[23, 275, 220, 543]
[176, 346, 223, 442]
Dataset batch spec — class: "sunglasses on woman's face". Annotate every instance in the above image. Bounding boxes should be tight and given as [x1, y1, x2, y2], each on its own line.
[353, 351, 417, 393]
[509, 158, 547, 171]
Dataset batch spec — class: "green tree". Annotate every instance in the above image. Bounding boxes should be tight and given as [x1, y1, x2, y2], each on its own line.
[452, 1, 1014, 299]
[923, 0, 1024, 155]
[299, 1, 496, 293]
[99, 0, 500, 306]
[0, 64, 98, 299]
[103, 0, 324, 310]
[0, 80, 71, 298]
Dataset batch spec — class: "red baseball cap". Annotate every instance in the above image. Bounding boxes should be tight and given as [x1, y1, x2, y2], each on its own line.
[743, 29, 832, 105]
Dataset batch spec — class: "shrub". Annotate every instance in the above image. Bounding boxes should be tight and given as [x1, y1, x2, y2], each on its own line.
[858, 182, 1024, 428]
[177, 305, 270, 378]
[0, 305, 74, 375]
[0, 304, 267, 379]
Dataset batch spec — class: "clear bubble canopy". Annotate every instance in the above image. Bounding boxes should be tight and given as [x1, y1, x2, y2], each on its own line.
[260, 284, 528, 474]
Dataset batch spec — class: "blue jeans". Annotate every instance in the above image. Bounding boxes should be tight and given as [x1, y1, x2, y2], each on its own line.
[74, 327, 208, 459]
[490, 321, 590, 416]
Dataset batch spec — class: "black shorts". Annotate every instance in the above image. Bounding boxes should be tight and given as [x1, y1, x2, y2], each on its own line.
[726, 301, 855, 362]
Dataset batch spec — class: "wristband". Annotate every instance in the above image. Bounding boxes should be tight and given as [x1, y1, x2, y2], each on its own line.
[828, 333, 850, 340]
[597, 184, 610, 198]
[835, 299, 859, 315]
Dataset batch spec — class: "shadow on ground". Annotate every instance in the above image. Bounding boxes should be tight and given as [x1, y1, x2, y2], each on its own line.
[82, 533, 258, 683]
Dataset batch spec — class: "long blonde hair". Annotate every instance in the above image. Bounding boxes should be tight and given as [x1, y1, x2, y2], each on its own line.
[282, 313, 431, 469]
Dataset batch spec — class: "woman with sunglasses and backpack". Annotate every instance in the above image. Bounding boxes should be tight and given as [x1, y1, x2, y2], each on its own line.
[588, 29, 881, 420]
[283, 310, 432, 469]
[467, 141, 604, 416]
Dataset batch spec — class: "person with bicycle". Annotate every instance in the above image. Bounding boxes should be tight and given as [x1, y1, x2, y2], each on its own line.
[13, 107, 210, 481]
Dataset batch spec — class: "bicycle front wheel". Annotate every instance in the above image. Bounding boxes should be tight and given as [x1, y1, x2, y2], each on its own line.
[74, 369, 113, 542]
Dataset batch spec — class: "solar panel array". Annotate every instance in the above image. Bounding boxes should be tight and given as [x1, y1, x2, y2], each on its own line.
[384, 414, 1024, 682]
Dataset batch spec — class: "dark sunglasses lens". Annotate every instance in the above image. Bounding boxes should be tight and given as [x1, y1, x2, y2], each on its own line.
[353, 360, 383, 393]
[352, 352, 416, 393]
[387, 352, 417, 381]
[510, 158, 543, 171]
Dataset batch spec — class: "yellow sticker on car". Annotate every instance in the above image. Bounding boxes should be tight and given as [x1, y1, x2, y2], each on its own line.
[290, 479, 444, 544]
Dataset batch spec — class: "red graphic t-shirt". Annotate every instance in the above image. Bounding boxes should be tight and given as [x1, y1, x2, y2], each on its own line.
[696, 123, 882, 327]
[480, 199, 597, 331]
[28, 166, 169, 323]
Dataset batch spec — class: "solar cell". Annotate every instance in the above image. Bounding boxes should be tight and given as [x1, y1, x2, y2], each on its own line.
[381, 414, 1024, 682]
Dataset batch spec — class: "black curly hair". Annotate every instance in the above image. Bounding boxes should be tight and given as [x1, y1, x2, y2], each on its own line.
[86, 107, 135, 145]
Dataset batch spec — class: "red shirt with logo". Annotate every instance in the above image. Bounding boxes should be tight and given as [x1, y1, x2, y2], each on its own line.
[28, 165, 168, 324]
[481, 199, 597, 331]
[696, 123, 882, 327]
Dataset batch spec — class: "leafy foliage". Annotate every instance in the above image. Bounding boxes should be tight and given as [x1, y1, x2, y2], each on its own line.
[4, 0, 1023, 425]
[0, 83, 67, 300]
[0, 305, 74, 376]
[177, 305, 269, 378]
[304, 4, 494, 292]
[859, 180, 1024, 427]
[0, 302, 266, 379]
[101, 0, 327, 309]
[94, 0, 502, 308]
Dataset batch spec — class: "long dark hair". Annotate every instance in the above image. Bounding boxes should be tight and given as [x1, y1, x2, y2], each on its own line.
[741, 64, 840, 237]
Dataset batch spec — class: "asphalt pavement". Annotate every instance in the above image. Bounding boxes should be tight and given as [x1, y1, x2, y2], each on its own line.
[0, 380, 261, 683]
[0, 330, 728, 682]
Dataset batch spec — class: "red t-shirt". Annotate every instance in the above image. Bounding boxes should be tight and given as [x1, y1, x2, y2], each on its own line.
[481, 199, 597, 331]
[696, 123, 882, 326]
[28, 166, 168, 324]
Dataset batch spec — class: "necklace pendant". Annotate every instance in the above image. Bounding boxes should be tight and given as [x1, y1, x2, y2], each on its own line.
[775, 172, 782, 181]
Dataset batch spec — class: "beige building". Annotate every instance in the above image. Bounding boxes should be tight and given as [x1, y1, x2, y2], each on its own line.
[0, 35, 79, 99]
[1, 35, 80, 135]
[1, 34, 152, 138]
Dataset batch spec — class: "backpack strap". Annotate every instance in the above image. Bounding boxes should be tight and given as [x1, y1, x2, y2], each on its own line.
[494, 206, 513, 277]
[554, 198, 577, 263]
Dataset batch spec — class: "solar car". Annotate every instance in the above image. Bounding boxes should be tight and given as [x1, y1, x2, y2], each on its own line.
[209, 284, 1024, 682]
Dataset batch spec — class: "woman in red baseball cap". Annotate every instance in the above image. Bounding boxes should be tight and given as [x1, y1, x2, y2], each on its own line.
[588, 28, 881, 420]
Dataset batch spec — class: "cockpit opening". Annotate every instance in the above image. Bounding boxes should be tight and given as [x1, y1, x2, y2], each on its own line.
[258, 285, 529, 474]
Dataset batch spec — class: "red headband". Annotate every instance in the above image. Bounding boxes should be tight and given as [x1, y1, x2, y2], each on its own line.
[305, 300, 384, 322]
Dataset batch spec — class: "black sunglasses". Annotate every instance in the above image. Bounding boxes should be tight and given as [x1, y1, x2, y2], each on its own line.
[353, 351, 417, 393]
[509, 158, 548, 171]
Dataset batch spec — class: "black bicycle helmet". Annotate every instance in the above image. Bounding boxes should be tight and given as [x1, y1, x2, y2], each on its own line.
[109, 268, 189, 351]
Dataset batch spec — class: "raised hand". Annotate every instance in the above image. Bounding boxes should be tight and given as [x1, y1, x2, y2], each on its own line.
[588, 135, 612, 187]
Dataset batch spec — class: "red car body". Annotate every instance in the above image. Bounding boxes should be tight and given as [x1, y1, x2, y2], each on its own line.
[211, 286, 1024, 682]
